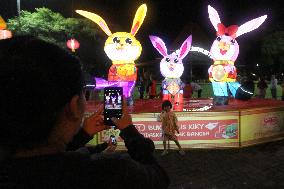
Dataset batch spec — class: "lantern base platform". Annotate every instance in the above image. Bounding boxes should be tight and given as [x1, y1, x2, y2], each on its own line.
[86, 98, 284, 149]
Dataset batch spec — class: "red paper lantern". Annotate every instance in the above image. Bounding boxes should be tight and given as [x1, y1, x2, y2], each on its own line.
[0, 30, 12, 40]
[66, 38, 80, 52]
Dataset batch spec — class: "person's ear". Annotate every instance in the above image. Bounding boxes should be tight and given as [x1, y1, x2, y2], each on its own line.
[68, 95, 85, 120]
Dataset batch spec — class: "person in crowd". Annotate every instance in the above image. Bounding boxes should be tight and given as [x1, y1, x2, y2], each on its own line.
[256, 77, 268, 99]
[157, 100, 185, 156]
[137, 76, 145, 99]
[183, 81, 193, 99]
[242, 74, 255, 94]
[270, 75, 278, 99]
[158, 85, 163, 99]
[148, 75, 157, 99]
[191, 81, 202, 98]
[0, 36, 169, 189]
[144, 70, 150, 96]
[281, 81, 284, 101]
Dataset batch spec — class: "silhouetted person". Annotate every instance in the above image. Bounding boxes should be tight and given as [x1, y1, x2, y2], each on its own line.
[257, 78, 268, 98]
[183, 81, 193, 98]
[137, 76, 145, 99]
[191, 81, 202, 98]
[270, 75, 278, 99]
[0, 36, 169, 189]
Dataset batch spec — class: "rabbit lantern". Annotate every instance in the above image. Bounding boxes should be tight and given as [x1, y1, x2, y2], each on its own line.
[149, 35, 192, 106]
[207, 5, 267, 105]
[76, 4, 147, 103]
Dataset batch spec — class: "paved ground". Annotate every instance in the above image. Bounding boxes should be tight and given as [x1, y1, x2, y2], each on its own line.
[154, 140, 284, 189]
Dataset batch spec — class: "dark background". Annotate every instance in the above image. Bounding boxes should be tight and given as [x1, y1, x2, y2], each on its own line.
[1, 0, 283, 80]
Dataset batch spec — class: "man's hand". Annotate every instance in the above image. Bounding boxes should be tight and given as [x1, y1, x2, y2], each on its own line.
[82, 105, 108, 136]
[103, 145, 117, 153]
[111, 97, 133, 130]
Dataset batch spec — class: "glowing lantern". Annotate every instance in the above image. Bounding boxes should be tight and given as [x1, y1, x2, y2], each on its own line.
[0, 30, 12, 40]
[76, 4, 147, 105]
[0, 16, 7, 30]
[0, 16, 12, 40]
[207, 5, 267, 105]
[66, 38, 80, 52]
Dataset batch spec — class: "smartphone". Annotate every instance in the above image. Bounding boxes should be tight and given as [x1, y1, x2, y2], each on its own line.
[110, 135, 117, 145]
[104, 87, 123, 126]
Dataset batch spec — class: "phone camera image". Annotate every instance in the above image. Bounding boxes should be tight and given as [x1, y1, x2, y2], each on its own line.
[110, 135, 117, 145]
[104, 87, 123, 126]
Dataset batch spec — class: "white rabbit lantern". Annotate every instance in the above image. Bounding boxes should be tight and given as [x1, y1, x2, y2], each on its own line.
[207, 5, 267, 105]
[149, 35, 192, 106]
[76, 4, 147, 104]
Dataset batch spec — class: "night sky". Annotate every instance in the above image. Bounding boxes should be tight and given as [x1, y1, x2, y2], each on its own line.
[1, 0, 283, 77]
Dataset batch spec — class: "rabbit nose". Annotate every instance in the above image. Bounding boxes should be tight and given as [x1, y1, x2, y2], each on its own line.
[168, 63, 175, 70]
[218, 41, 230, 50]
[116, 43, 124, 49]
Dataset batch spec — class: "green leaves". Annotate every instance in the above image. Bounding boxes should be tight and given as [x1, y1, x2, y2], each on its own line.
[6, 7, 100, 48]
[6, 7, 109, 76]
[261, 31, 284, 56]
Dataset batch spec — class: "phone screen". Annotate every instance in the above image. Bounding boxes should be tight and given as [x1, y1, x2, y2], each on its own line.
[104, 87, 123, 126]
[110, 135, 117, 145]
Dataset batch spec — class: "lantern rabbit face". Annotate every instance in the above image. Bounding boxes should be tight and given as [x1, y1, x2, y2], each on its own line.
[149, 35, 192, 78]
[208, 5, 267, 62]
[76, 4, 147, 64]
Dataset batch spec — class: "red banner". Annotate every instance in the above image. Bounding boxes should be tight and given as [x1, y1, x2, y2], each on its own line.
[133, 120, 238, 141]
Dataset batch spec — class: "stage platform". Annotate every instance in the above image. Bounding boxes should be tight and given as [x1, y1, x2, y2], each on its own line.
[85, 98, 284, 149]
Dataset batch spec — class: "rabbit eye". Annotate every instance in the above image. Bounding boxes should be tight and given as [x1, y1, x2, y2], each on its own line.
[165, 58, 170, 62]
[216, 36, 221, 41]
[125, 38, 132, 44]
[230, 39, 235, 44]
[174, 59, 179, 63]
[113, 37, 120, 43]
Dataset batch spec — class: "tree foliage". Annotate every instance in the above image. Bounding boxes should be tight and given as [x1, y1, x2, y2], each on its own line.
[7, 8, 98, 47]
[262, 31, 284, 56]
[7, 8, 110, 76]
[261, 31, 284, 75]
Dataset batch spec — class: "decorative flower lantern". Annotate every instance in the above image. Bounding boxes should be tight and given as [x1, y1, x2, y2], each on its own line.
[66, 38, 80, 52]
[0, 30, 12, 40]
[0, 16, 12, 40]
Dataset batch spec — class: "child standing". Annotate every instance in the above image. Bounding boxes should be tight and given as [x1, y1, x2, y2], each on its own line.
[282, 82, 284, 101]
[157, 100, 185, 156]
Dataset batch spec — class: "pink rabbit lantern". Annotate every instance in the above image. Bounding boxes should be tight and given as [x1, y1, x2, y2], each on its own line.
[207, 5, 267, 105]
[149, 35, 192, 108]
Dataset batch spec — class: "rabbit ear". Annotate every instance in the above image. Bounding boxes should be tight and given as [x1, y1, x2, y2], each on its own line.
[178, 35, 192, 59]
[0, 16, 7, 30]
[236, 15, 267, 37]
[149, 35, 168, 57]
[208, 5, 221, 31]
[76, 10, 112, 36]
[130, 4, 147, 36]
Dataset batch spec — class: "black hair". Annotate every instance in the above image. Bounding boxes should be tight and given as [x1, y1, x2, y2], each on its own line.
[162, 100, 172, 110]
[0, 36, 84, 150]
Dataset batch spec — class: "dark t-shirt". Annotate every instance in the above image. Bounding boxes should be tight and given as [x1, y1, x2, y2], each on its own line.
[257, 80, 268, 90]
[0, 126, 169, 189]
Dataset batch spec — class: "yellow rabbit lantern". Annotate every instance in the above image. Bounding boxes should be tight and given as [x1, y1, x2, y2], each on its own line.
[76, 4, 147, 103]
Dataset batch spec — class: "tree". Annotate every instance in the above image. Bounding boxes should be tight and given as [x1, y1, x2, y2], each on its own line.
[261, 31, 284, 75]
[7, 7, 110, 76]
